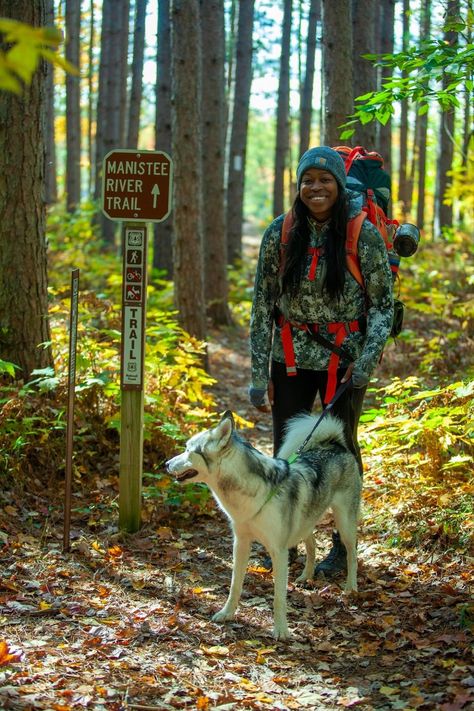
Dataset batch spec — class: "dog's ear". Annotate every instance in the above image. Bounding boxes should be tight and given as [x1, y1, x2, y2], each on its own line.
[221, 410, 235, 428]
[213, 411, 234, 450]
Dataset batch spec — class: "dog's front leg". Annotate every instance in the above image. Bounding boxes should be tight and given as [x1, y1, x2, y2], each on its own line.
[271, 549, 289, 640]
[212, 535, 251, 623]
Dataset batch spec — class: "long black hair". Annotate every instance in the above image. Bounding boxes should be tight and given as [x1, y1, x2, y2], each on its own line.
[281, 190, 349, 300]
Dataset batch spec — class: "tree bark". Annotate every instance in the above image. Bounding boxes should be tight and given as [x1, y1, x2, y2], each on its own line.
[321, 0, 353, 144]
[200, 0, 232, 325]
[44, 0, 57, 204]
[226, 0, 255, 263]
[273, 0, 292, 218]
[127, 0, 148, 148]
[352, 0, 377, 147]
[435, 0, 459, 234]
[171, 0, 206, 341]
[377, 0, 394, 175]
[415, 0, 429, 230]
[299, 0, 320, 158]
[65, 0, 82, 211]
[0, 0, 54, 382]
[398, 0, 410, 215]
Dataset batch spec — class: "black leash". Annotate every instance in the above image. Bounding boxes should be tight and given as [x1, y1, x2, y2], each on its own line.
[287, 378, 353, 464]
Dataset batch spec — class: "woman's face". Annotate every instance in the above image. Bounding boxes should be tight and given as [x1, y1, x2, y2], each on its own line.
[299, 168, 339, 221]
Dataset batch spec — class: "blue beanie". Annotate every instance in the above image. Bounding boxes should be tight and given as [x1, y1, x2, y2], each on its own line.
[296, 146, 347, 190]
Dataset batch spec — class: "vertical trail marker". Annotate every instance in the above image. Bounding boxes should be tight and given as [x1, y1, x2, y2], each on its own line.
[63, 268, 79, 552]
[101, 149, 173, 533]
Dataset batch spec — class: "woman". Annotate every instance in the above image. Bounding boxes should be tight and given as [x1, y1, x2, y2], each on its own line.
[249, 146, 394, 576]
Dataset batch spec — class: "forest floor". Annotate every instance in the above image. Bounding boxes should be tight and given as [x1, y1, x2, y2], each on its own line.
[1, 237, 473, 710]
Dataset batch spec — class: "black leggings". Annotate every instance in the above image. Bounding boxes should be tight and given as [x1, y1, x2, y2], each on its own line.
[270, 360, 366, 474]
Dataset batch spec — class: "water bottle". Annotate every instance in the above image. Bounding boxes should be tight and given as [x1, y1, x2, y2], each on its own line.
[393, 224, 420, 258]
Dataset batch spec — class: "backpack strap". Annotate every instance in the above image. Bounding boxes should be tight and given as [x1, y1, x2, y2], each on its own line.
[346, 212, 367, 289]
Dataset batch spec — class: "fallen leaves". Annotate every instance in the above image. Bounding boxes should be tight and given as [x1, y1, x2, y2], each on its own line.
[0, 640, 21, 666]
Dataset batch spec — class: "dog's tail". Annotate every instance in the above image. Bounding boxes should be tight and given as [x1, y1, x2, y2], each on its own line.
[278, 413, 347, 459]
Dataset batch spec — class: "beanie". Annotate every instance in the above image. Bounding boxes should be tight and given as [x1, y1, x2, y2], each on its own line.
[296, 146, 347, 190]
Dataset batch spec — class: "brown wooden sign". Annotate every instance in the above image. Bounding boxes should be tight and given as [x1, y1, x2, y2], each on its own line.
[101, 149, 172, 222]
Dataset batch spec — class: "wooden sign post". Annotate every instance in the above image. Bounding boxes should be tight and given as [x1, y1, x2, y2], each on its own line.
[101, 149, 173, 532]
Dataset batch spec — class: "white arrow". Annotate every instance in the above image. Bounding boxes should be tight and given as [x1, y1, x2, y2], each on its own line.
[151, 184, 160, 208]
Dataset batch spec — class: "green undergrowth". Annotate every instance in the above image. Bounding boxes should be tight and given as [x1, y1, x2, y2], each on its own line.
[0, 205, 218, 515]
[0, 208, 473, 548]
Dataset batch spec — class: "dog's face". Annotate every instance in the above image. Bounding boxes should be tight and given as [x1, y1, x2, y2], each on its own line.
[166, 411, 234, 484]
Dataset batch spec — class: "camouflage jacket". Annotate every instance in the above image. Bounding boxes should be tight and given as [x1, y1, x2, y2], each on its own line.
[249, 202, 394, 390]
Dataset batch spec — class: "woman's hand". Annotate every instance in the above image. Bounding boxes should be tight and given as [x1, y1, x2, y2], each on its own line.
[249, 381, 274, 412]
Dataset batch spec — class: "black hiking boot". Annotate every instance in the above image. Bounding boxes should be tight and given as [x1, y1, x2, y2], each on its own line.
[314, 531, 347, 578]
[261, 547, 298, 571]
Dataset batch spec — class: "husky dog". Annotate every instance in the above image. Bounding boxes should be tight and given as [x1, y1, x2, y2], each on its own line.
[166, 410, 361, 640]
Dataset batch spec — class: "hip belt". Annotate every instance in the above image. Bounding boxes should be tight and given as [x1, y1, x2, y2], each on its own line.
[275, 311, 365, 404]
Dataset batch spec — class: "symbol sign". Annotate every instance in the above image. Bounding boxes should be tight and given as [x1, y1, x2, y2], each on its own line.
[121, 226, 147, 389]
[101, 149, 173, 223]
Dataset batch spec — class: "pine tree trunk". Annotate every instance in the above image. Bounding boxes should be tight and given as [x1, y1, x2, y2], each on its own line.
[127, 0, 147, 148]
[44, 0, 57, 204]
[377, 0, 394, 176]
[322, 0, 353, 144]
[299, 0, 320, 158]
[352, 0, 377, 147]
[0, 0, 53, 382]
[398, 0, 410, 215]
[153, 0, 174, 276]
[94, 0, 130, 245]
[435, 0, 459, 234]
[65, 0, 82, 212]
[226, 0, 255, 263]
[171, 0, 206, 342]
[87, 0, 95, 197]
[273, 0, 293, 218]
[415, 0, 431, 231]
[200, 0, 232, 326]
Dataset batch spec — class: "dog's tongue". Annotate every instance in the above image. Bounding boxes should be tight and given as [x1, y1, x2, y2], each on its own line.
[177, 469, 198, 482]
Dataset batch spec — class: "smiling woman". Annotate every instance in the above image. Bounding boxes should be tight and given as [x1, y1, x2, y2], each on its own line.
[248, 145, 395, 577]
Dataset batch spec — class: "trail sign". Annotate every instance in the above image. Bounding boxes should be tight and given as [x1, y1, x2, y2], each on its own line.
[121, 227, 147, 390]
[101, 149, 172, 222]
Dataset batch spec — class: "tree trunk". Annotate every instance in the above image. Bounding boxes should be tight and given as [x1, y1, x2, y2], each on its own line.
[226, 0, 255, 263]
[377, 0, 394, 176]
[273, 0, 292, 218]
[127, 0, 147, 148]
[200, 0, 232, 326]
[321, 0, 353, 144]
[0, 0, 53, 382]
[171, 0, 206, 341]
[352, 0, 377, 147]
[416, 0, 430, 231]
[398, 0, 410, 215]
[94, 0, 130, 245]
[153, 0, 174, 276]
[65, 0, 82, 212]
[435, 0, 459, 234]
[299, 0, 320, 158]
[44, 0, 57, 204]
[87, 0, 95, 197]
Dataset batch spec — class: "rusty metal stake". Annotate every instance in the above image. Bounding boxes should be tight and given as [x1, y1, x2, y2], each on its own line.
[63, 268, 79, 552]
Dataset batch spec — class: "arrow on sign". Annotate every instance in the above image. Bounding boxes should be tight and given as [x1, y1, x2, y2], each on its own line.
[151, 184, 160, 208]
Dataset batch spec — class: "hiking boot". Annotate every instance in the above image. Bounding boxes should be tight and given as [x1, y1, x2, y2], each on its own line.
[261, 547, 298, 571]
[314, 531, 347, 578]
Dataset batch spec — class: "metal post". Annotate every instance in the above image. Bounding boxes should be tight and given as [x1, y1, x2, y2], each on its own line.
[63, 268, 79, 552]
